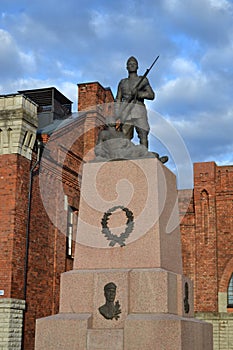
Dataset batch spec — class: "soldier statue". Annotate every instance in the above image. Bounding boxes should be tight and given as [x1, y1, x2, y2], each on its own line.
[115, 56, 155, 149]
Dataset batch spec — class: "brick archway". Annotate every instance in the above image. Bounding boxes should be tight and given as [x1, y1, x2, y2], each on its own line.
[219, 257, 233, 292]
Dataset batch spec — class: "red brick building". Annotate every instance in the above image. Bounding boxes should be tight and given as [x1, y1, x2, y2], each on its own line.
[0, 82, 232, 349]
[179, 162, 233, 348]
[0, 83, 113, 349]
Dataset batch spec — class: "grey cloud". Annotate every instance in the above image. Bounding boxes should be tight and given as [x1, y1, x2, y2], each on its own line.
[0, 0, 232, 180]
[166, 111, 233, 164]
[161, 0, 233, 47]
[0, 29, 25, 79]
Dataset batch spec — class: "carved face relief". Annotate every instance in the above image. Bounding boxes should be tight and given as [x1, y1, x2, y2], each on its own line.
[98, 282, 121, 320]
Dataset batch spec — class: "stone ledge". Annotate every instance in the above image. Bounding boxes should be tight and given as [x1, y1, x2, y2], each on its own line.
[196, 312, 233, 320]
[124, 313, 213, 350]
[0, 298, 26, 310]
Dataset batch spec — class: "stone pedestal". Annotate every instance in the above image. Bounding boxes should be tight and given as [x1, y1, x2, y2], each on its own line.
[35, 158, 213, 349]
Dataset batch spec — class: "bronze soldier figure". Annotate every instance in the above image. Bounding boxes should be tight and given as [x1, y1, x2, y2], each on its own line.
[115, 56, 155, 148]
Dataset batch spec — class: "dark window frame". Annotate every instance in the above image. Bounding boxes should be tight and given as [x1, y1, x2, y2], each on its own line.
[66, 206, 77, 258]
[227, 274, 233, 308]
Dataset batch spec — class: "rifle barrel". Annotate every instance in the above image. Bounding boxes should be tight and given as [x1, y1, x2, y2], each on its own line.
[136, 55, 160, 89]
[148, 55, 159, 72]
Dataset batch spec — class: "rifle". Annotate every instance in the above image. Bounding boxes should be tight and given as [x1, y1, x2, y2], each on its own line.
[128, 55, 159, 103]
[117, 55, 159, 124]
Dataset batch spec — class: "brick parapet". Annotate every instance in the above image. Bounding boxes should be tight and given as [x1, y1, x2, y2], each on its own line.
[0, 298, 26, 349]
[77, 82, 114, 161]
[77, 82, 114, 111]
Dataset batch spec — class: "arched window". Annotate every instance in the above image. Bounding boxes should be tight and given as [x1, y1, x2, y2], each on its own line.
[7, 128, 12, 150]
[22, 131, 28, 146]
[201, 190, 209, 244]
[66, 205, 78, 258]
[27, 133, 33, 147]
[228, 274, 233, 307]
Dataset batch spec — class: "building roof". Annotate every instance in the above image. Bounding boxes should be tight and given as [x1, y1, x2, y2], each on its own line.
[18, 87, 73, 107]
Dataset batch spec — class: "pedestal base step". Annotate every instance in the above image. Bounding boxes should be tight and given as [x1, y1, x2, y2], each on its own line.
[35, 313, 92, 350]
[35, 312, 213, 350]
[87, 329, 123, 350]
[124, 313, 213, 350]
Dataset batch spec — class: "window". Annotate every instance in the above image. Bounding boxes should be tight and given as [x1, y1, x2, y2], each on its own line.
[228, 274, 233, 307]
[7, 128, 12, 148]
[66, 206, 77, 258]
[0, 129, 2, 149]
[22, 131, 28, 146]
[27, 133, 33, 147]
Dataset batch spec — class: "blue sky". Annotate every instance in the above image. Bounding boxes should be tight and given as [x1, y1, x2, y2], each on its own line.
[0, 0, 233, 187]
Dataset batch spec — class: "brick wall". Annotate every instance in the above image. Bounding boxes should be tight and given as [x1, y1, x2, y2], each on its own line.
[216, 166, 233, 294]
[23, 123, 84, 349]
[78, 82, 114, 111]
[0, 83, 115, 349]
[3, 82, 233, 348]
[0, 154, 30, 299]
[23, 168, 60, 349]
[0, 154, 16, 299]
[78, 82, 114, 161]
[193, 162, 218, 312]
[23, 102, 113, 348]
[179, 162, 233, 314]
[178, 189, 195, 281]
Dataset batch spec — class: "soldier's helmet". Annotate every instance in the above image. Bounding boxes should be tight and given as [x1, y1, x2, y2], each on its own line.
[126, 56, 138, 69]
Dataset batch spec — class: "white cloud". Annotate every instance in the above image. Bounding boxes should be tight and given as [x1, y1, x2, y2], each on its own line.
[58, 81, 78, 111]
[163, 0, 233, 47]
[0, 0, 232, 185]
[171, 58, 199, 76]
[209, 0, 231, 10]
[0, 29, 24, 78]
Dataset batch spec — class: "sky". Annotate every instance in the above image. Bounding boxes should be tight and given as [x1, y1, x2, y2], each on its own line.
[0, 0, 233, 188]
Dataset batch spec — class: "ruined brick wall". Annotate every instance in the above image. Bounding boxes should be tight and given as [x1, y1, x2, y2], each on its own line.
[216, 165, 233, 295]
[179, 162, 233, 314]
[193, 162, 219, 312]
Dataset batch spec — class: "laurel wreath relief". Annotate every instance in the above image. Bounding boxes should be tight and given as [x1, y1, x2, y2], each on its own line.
[101, 205, 134, 247]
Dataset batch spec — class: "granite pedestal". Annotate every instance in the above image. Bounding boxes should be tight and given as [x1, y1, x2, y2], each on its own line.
[35, 158, 213, 349]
